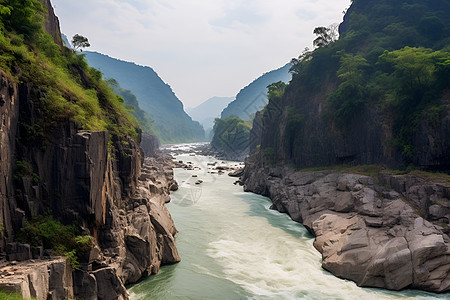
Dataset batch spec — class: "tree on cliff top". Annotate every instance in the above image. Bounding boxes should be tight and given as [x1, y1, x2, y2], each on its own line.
[72, 34, 90, 52]
[313, 24, 338, 48]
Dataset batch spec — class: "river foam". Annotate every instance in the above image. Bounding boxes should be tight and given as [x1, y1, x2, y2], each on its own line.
[129, 148, 446, 300]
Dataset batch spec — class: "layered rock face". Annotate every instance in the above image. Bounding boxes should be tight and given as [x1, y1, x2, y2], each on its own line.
[0, 68, 179, 300]
[0, 258, 73, 299]
[38, 0, 63, 47]
[0, 1, 181, 298]
[242, 159, 450, 293]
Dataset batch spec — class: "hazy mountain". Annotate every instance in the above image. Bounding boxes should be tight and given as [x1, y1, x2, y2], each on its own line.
[61, 33, 71, 48]
[187, 96, 234, 139]
[84, 51, 204, 143]
[221, 63, 292, 120]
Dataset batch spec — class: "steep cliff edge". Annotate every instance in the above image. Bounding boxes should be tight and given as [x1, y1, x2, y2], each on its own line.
[0, 1, 180, 299]
[242, 0, 450, 293]
[255, 0, 450, 171]
[242, 159, 450, 292]
[0, 62, 180, 300]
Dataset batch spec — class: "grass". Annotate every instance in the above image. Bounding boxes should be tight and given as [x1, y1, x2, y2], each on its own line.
[0, 291, 36, 300]
[0, 17, 140, 142]
[17, 215, 93, 270]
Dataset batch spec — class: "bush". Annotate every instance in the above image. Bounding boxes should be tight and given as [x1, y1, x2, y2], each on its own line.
[17, 215, 93, 269]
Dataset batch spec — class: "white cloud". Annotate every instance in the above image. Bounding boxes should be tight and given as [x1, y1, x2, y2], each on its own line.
[52, 0, 351, 107]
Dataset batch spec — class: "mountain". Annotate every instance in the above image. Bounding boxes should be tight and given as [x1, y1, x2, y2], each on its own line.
[220, 63, 292, 120]
[187, 96, 234, 139]
[251, 0, 450, 171]
[243, 0, 450, 293]
[107, 79, 155, 135]
[84, 51, 204, 143]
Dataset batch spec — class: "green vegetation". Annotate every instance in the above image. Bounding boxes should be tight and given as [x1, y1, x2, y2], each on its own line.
[13, 160, 39, 184]
[107, 78, 156, 135]
[287, 0, 450, 166]
[71, 34, 90, 52]
[0, 291, 35, 300]
[211, 117, 251, 154]
[267, 81, 287, 101]
[0, 0, 139, 142]
[17, 215, 93, 269]
[84, 51, 204, 144]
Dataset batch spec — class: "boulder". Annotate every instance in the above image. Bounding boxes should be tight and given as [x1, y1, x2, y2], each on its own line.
[243, 161, 450, 293]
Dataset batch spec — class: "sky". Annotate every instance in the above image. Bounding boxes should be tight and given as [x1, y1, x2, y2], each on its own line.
[52, 0, 351, 108]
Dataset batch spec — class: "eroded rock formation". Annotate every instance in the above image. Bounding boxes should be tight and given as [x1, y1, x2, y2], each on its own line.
[0, 71, 180, 299]
[242, 159, 450, 293]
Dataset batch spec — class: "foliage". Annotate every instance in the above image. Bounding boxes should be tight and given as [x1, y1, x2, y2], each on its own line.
[279, 0, 450, 169]
[107, 78, 155, 135]
[71, 34, 90, 52]
[17, 215, 92, 270]
[0, 291, 35, 300]
[84, 52, 205, 144]
[313, 25, 338, 48]
[267, 81, 286, 101]
[220, 63, 291, 121]
[211, 117, 251, 154]
[0, 0, 140, 145]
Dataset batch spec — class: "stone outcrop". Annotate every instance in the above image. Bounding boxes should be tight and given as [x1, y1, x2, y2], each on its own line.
[141, 133, 161, 157]
[38, 0, 63, 47]
[0, 1, 181, 298]
[0, 258, 73, 299]
[242, 159, 450, 293]
[0, 66, 180, 300]
[0, 71, 19, 253]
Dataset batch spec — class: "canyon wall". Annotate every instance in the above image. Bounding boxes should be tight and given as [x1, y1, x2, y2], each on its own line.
[242, 159, 450, 292]
[0, 1, 180, 298]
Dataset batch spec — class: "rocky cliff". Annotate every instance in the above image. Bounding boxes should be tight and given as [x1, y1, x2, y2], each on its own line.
[254, 0, 450, 171]
[0, 68, 180, 299]
[84, 51, 205, 144]
[0, 1, 180, 299]
[242, 158, 450, 292]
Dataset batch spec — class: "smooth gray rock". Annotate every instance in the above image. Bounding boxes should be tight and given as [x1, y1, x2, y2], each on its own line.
[243, 161, 450, 293]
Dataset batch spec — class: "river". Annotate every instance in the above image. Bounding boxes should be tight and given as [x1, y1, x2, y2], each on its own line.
[129, 145, 446, 300]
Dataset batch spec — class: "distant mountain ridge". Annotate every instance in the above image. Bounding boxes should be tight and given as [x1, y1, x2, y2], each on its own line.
[221, 63, 292, 120]
[84, 51, 204, 143]
[187, 96, 234, 140]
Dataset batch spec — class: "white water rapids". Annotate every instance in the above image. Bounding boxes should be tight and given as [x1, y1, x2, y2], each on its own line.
[129, 144, 446, 300]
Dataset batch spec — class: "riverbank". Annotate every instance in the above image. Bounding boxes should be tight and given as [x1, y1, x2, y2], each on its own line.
[129, 145, 448, 299]
[242, 155, 450, 293]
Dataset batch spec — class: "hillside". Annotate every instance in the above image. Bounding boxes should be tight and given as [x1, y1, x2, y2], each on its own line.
[187, 96, 234, 139]
[84, 51, 204, 143]
[220, 63, 291, 120]
[107, 79, 155, 135]
[0, 0, 179, 298]
[251, 0, 450, 171]
[243, 0, 450, 293]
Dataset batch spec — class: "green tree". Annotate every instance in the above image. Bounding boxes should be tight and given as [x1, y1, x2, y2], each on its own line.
[379, 47, 438, 91]
[313, 24, 338, 48]
[72, 34, 90, 52]
[267, 81, 287, 101]
[336, 52, 369, 82]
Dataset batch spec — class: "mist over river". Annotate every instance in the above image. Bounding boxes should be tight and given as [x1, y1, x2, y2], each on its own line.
[129, 144, 446, 300]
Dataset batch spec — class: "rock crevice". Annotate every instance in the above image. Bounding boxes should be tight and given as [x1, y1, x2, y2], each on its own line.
[0, 71, 180, 299]
[242, 159, 450, 293]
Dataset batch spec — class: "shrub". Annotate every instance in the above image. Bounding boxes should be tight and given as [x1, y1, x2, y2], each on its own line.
[17, 215, 93, 270]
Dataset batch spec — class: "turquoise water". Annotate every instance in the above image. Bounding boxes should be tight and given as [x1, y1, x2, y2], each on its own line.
[128, 152, 446, 300]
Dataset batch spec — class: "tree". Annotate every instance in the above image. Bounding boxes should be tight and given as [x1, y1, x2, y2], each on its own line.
[72, 34, 90, 52]
[267, 81, 287, 101]
[313, 24, 338, 48]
